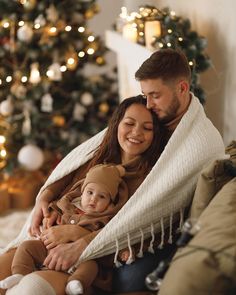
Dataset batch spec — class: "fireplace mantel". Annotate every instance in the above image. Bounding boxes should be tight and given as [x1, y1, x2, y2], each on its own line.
[105, 30, 152, 100]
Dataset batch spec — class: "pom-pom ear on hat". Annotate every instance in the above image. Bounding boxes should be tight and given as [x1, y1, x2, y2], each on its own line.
[81, 164, 125, 202]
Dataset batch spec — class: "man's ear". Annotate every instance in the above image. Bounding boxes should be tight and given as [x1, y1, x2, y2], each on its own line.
[179, 80, 189, 94]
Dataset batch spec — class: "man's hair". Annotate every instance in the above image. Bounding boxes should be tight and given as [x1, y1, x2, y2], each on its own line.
[135, 48, 191, 83]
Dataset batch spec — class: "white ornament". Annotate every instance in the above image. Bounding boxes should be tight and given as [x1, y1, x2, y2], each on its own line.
[47, 63, 62, 81]
[41, 93, 53, 112]
[73, 103, 87, 121]
[18, 144, 44, 171]
[81, 92, 93, 106]
[22, 111, 31, 136]
[34, 14, 46, 27]
[17, 24, 33, 43]
[29, 63, 41, 84]
[0, 96, 14, 116]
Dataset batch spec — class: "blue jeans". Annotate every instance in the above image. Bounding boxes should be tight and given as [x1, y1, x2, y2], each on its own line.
[112, 244, 176, 293]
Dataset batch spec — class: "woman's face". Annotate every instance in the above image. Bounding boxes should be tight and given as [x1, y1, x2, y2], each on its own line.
[117, 103, 154, 163]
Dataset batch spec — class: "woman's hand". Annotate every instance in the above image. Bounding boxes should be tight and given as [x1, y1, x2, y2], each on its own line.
[43, 239, 88, 271]
[29, 189, 55, 237]
[41, 224, 91, 249]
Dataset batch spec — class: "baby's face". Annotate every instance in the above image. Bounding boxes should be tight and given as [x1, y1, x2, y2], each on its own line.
[81, 183, 111, 213]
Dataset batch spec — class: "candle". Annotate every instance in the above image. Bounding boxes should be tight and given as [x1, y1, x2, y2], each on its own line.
[122, 23, 137, 43]
[145, 20, 161, 50]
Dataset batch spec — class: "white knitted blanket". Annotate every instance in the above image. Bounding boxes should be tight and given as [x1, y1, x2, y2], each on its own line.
[1, 95, 225, 267]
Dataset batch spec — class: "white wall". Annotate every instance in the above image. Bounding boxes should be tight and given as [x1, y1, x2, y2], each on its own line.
[89, 0, 236, 145]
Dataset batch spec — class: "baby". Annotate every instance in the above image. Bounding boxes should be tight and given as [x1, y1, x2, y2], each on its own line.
[0, 163, 128, 295]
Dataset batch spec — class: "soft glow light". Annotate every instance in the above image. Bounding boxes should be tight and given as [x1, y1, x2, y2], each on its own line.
[170, 11, 176, 16]
[65, 25, 72, 32]
[78, 26, 85, 33]
[0, 79, 2, 85]
[20, 0, 27, 4]
[0, 149, 7, 158]
[46, 69, 53, 78]
[3, 22, 10, 28]
[87, 48, 95, 55]
[178, 37, 183, 41]
[119, 6, 128, 19]
[6, 76, 12, 83]
[67, 58, 75, 65]
[60, 65, 67, 72]
[21, 76, 28, 83]
[18, 21, 25, 27]
[0, 135, 6, 144]
[49, 27, 57, 34]
[78, 51, 85, 58]
[189, 61, 194, 66]
[88, 35, 95, 42]
[158, 43, 164, 48]
[168, 29, 172, 34]
[34, 23, 41, 29]
[167, 42, 172, 47]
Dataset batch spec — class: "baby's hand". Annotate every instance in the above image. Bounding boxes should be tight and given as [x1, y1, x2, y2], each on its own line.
[42, 211, 58, 229]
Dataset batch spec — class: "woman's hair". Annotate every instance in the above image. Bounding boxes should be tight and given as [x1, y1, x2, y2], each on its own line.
[135, 48, 191, 83]
[88, 95, 165, 170]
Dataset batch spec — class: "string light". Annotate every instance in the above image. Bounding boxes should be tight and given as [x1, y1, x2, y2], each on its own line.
[34, 23, 40, 29]
[65, 25, 72, 32]
[3, 21, 10, 28]
[87, 48, 95, 55]
[18, 21, 24, 27]
[88, 35, 95, 42]
[60, 65, 67, 72]
[78, 51, 85, 58]
[0, 135, 6, 144]
[78, 26, 85, 33]
[21, 76, 28, 83]
[6, 76, 12, 83]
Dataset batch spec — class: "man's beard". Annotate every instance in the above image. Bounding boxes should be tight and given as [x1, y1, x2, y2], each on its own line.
[158, 92, 180, 124]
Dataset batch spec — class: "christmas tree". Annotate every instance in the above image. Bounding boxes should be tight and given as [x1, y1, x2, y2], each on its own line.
[0, 0, 118, 173]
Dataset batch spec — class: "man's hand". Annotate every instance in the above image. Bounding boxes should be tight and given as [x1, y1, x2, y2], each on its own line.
[43, 239, 88, 271]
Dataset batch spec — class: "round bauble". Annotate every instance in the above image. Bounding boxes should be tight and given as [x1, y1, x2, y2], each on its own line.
[17, 144, 44, 171]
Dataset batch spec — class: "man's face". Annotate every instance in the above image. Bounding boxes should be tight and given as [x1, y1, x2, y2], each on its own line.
[140, 78, 182, 124]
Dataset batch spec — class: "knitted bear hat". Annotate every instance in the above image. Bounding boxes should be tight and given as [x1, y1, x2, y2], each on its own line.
[81, 164, 125, 202]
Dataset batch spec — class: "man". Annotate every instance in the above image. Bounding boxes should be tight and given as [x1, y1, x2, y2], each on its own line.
[112, 48, 225, 295]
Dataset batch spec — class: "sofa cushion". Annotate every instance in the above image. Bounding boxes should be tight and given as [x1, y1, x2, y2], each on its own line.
[158, 177, 236, 295]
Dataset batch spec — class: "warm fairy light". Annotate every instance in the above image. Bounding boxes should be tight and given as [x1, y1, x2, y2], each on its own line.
[67, 58, 75, 65]
[46, 69, 53, 78]
[0, 149, 7, 158]
[0, 79, 2, 85]
[21, 76, 28, 83]
[78, 51, 85, 58]
[189, 61, 194, 66]
[20, 0, 27, 4]
[49, 27, 57, 34]
[87, 48, 95, 55]
[178, 37, 183, 41]
[168, 29, 172, 33]
[3, 21, 10, 28]
[170, 11, 176, 16]
[139, 32, 144, 36]
[60, 65, 67, 72]
[0, 135, 6, 144]
[88, 35, 95, 42]
[18, 21, 25, 27]
[65, 25, 72, 32]
[6, 76, 12, 83]
[34, 23, 41, 29]
[78, 26, 85, 33]
[158, 42, 164, 48]
[167, 42, 172, 47]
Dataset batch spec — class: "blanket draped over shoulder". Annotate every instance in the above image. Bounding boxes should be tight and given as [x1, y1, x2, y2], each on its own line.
[1, 95, 226, 269]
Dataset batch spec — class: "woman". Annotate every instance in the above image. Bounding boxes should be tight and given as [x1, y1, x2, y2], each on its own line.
[0, 95, 165, 295]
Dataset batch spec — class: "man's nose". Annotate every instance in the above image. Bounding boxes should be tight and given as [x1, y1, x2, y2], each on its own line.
[146, 96, 154, 109]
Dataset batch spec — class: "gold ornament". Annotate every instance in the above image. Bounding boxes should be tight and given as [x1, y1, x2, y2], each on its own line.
[52, 115, 66, 127]
[99, 102, 109, 114]
[96, 56, 105, 65]
[21, 0, 36, 10]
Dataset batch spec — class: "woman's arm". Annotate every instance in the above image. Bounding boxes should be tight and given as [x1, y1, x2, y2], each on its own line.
[41, 224, 99, 249]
